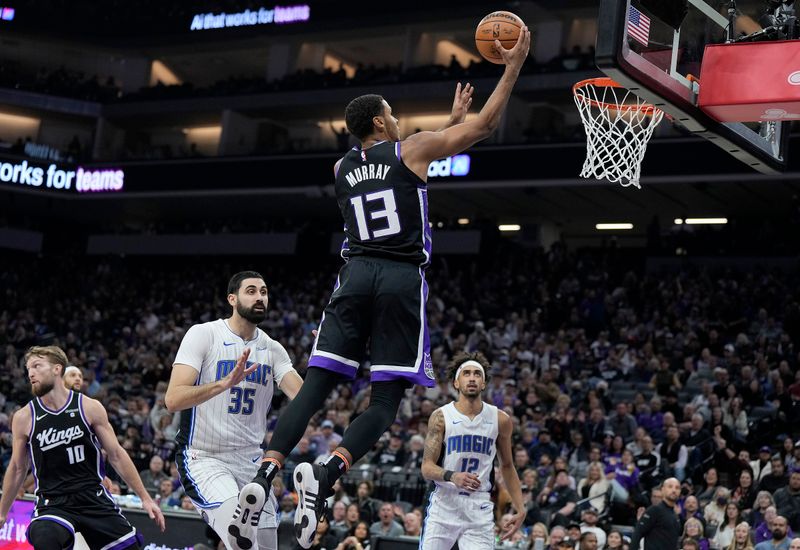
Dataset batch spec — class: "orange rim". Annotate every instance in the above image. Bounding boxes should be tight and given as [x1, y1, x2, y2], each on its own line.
[573, 77, 659, 115]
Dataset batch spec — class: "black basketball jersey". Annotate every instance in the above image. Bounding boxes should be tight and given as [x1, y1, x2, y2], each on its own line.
[335, 140, 431, 266]
[28, 391, 104, 498]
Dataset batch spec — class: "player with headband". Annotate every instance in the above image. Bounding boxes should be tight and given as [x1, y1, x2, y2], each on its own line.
[419, 351, 525, 549]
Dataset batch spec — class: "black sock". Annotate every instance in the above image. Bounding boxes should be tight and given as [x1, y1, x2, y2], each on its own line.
[255, 459, 282, 488]
[325, 454, 348, 486]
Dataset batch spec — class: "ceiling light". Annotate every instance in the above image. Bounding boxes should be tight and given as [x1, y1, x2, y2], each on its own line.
[685, 218, 727, 225]
[674, 218, 683, 225]
[457, 218, 470, 225]
[498, 224, 520, 232]
[595, 223, 633, 230]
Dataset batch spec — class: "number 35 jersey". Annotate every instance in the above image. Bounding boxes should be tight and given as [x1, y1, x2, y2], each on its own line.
[336, 140, 432, 267]
[173, 319, 295, 453]
[435, 401, 499, 495]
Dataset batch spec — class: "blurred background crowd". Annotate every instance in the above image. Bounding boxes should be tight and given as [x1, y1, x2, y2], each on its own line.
[2, 241, 800, 549]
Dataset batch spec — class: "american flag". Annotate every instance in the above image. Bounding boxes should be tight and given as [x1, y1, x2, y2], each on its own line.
[627, 5, 651, 47]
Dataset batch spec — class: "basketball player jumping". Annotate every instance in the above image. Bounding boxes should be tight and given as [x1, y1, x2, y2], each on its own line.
[0, 346, 165, 550]
[420, 352, 525, 549]
[166, 271, 303, 550]
[229, 27, 531, 550]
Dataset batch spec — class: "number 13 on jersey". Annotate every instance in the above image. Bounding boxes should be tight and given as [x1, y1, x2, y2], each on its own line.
[350, 189, 402, 241]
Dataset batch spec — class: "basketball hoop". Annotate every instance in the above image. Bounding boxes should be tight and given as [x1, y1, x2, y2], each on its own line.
[573, 77, 664, 189]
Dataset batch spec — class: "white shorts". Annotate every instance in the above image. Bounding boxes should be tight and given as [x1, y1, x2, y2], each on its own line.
[176, 446, 278, 529]
[420, 489, 495, 550]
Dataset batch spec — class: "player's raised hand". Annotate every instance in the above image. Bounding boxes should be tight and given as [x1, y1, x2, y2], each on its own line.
[452, 471, 481, 492]
[143, 498, 166, 532]
[449, 82, 474, 125]
[222, 348, 259, 389]
[495, 26, 531, 70]
[500, 508, 525, 541]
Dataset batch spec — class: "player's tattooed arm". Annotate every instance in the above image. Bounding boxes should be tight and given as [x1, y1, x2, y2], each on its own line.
[421, 408, 446, 481]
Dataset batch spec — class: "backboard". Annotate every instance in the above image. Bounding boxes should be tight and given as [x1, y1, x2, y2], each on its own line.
[596, 0, 789, 173]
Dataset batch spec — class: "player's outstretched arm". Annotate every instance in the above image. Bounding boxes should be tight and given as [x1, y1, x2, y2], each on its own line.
[83, 397, 166, 532]
[421, 408, 481, 491]
[165, 348, 258, 411]
[0, 407, 32, 527]
[497, 410, 525, 540]
[401, 27, 530, 177]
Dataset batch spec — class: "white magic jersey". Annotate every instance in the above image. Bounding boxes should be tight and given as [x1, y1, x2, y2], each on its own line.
[173, 319, 294, 453]
[435, 401, 498, 494]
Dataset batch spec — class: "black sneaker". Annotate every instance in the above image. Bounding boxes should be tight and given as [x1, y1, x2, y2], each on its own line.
[293, 462, 329, 549]
[228, 480, 266, 550]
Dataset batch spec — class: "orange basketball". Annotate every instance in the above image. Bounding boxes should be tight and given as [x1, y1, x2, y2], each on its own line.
[474, 11, 524, 64]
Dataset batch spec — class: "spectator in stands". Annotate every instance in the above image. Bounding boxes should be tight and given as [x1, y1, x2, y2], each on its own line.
[724, 398, 749, 441]
[369, 502, 404, 537]
[402, 512, 421, 538]
[652, 359, 682, 396]
[606, 529, 625, 550]
[774, 469, 800, 531]
[156, 477, 180, 509]
[755, 507, 796, 544]
[609, 403, 638, 443]
[538, 469, 578, 527]
[752, 447, 775, 485]
[733, 469, 757, 515]
[344, 503, 361, 532]
[697, 468, 720, 508]
[531, 522, 549, 546]
[312, 419, 343, 453]
[752, 492, 778, 529]
[138, 454, 168, 496]
[705, 488, 732, 528]
[682, 496, 704, 527]
[289, 437, 317, 464]
[355, 481, 380, 524]
[658, 426, 688, 481]
[760, 457, 789, 494]
[548, 526, 567, 550]
[329, 500, 349, 541]
[579, 507, 606, 550]
[635, 435, 662, 491]
[714, 503, 744, 550]
[404, 434, 425, 470]
[579, 531, 599, 550]
[577, 461, 610, 515]
[754, 515, 791, 550]
[335, 520, 371, 550]
[532, 429, 560, 466]
[568, 430, 591, 479]
[608, 449, 640, 503]
[371, 433, 407, 466]
[727, 521, 755, 550]
[681, 517, 709, 550]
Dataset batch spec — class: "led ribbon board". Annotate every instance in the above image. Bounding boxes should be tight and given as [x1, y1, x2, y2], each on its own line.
[190, 4, 310, 31]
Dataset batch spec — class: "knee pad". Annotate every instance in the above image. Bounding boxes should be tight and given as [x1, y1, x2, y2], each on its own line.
[27, 519, 74, 550]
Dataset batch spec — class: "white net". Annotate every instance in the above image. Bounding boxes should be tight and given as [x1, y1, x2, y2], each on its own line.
[573, 78, 664, 189]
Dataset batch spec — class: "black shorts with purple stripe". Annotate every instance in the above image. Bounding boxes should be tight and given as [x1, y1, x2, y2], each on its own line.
[309, 256, 435, 387]
[27, 489, 142, 550]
